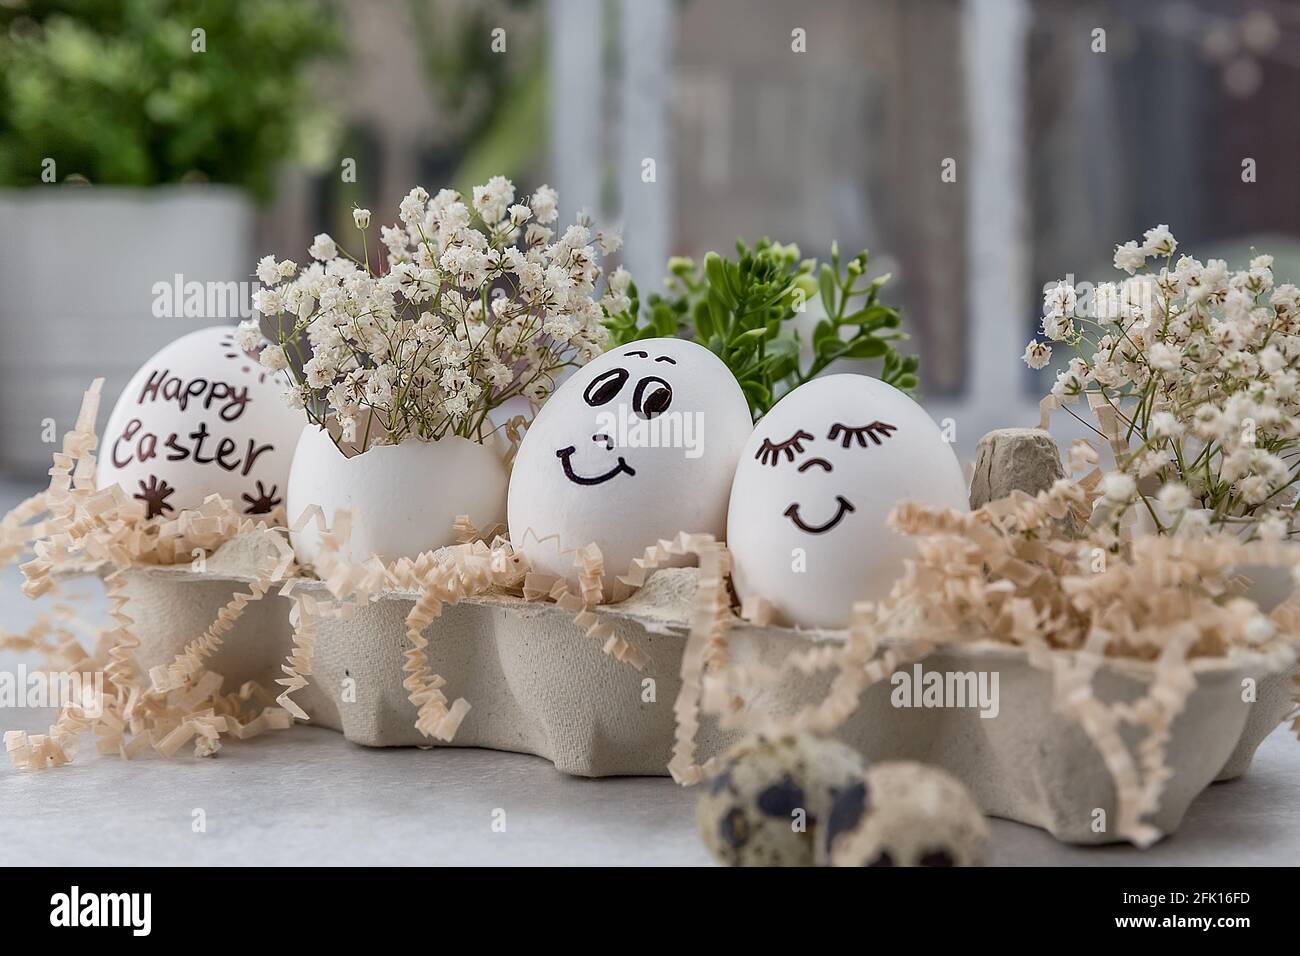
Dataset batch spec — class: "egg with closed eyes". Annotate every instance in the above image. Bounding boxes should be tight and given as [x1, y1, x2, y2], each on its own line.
[508, 337, 752, 601]
[727, 374, 968, 629]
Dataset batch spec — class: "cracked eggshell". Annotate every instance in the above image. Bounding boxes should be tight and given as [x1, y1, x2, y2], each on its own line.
[96, 326, 305, 521]
[696, 733, 866, 867]
[287, 426, 508, 567]
[507, 338, 751, 600]
[827, 761, 989, 867]
[727, 374, 968, 629]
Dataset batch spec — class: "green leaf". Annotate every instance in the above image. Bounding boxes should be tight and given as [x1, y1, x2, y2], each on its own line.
[706, 288, 730, 338]
[694, 299, 715, 343]
[741, 380, 773, 415]
[765, 353, 799, 382]
[818, 263, 837, 319]
[704, 252, 730, 305]
[842, 337, 889, 359]
[728, 341, 759, 367]
[812, 319, 838, 353]
[843, 305, 900, 330]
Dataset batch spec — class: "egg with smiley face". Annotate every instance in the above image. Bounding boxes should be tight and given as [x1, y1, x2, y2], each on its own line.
[728, 374, 968, 629]
[508, 337, 752, 601]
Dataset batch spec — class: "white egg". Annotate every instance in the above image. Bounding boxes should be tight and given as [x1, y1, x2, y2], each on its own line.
[508, 337, 752, 600]
[727, 374, 968, 629]
[287, 425, 508, 567]
[96, 326, 304, 520]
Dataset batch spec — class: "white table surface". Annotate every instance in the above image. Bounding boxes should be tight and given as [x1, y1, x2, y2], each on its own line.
[3, 479, 1298, 866]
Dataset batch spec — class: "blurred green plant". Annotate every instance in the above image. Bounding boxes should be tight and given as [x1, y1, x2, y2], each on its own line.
[0, 0, 342, 197]
[604, 238, 919, 418]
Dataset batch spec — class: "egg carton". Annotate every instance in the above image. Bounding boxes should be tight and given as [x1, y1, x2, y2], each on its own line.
[114, 531, 1295, 845]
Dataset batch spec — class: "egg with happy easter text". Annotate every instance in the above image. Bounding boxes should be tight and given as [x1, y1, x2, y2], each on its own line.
[96, 326, 304, 520]
[508, 337, 752, 600]
[727, 374, 968, 629]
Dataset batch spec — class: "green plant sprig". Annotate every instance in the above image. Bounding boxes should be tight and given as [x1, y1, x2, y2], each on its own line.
[604, 238, 918, 418]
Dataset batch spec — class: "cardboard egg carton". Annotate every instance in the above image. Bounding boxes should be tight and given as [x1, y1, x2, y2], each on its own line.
[117, 530, 1296, 846]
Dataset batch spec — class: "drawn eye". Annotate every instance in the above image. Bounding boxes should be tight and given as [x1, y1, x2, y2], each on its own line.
[584, 367, 629, 406]
[828, 421, 898, 448]
[755, 429, 815, 466]
[632, 375, 673, 418]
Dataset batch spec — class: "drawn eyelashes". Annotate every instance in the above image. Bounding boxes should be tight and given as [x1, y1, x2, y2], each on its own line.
[828, 421, 898, 448]
[756, 422, 899, 467]
[756, 429, 814, 466]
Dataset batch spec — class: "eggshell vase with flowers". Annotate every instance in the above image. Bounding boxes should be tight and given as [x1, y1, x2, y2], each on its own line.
[242, 179, 636, 566]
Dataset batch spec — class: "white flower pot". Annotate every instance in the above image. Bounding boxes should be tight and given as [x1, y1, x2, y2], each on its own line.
[287, 425, 509, 566]
[0, 185, 254, 477]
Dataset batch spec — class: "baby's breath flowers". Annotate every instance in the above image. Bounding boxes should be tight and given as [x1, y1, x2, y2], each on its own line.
[1025, 224, 1300, 541]
[1022, 339, 1052, 370]
[240, 179, 633, 451]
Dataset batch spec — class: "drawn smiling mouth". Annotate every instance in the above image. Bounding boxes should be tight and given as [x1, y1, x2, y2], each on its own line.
[783, 496, 855, 534]
[556, 446, 636, 486]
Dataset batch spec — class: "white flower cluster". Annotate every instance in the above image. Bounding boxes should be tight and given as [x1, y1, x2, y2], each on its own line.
[240, 179, 634, 450]
[1022, 224, 1300, 540]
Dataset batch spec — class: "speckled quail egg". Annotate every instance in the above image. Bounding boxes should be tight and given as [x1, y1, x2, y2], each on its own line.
[826, 761, 989, 867]
[696, 733, 867, 867]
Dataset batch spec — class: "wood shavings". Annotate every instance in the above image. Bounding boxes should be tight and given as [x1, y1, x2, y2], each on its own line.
[275, 590, 320, 720]
[1, 381, 298, 770]
[658, 534, 729, 784]
[498, 414, 530, 471]
[149, 568, 279, 694]
[403, 580, 468, 740]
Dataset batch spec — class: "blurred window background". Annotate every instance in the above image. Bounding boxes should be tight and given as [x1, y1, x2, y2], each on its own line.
[1, 0, 1297, 478]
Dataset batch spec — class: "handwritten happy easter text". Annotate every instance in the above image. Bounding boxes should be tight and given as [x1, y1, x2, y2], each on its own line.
[110, 369, 273, 476]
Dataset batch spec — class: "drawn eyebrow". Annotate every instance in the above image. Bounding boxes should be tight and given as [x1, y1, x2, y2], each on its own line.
[797, 457, 833, 473]
[654, 355, 677, 364]
[624, 350, 649, 358]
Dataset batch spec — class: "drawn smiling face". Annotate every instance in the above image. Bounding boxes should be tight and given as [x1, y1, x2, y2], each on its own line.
[727, 375, 969, 629]
[551, 347, 679, 485]
[507, 337, 752, 599]
[752, 421, 903, 535]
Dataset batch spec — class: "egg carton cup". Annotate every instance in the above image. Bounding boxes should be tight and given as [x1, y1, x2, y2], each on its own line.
[112, 531, 1297, 846]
